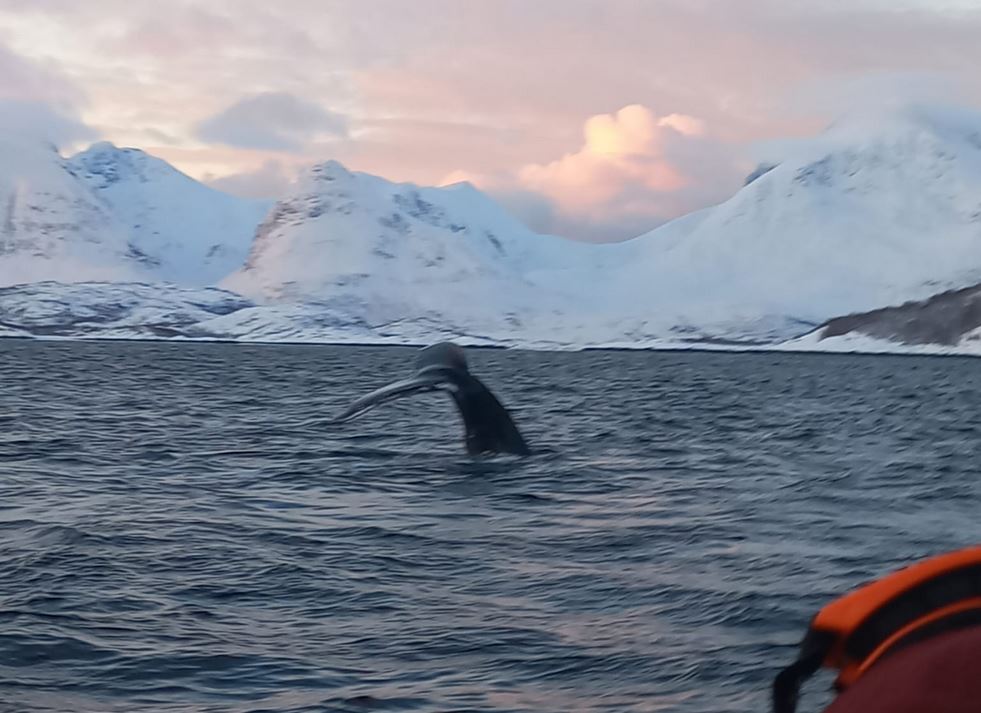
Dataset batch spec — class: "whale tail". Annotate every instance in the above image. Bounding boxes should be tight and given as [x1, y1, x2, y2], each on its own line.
[332, 342, 531, 456]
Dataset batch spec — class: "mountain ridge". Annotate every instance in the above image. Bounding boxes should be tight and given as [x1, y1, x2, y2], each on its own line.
[4, 104, 981, 354]
[0, 137, 142, 286]
[68, 142, 270, 285]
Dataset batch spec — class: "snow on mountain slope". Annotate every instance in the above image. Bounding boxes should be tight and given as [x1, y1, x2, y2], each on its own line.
[0, 281, 252, 338]
[772, 279, 981, 357]
[777, 327, 981, 357]
[223, 161, 625, 332]
[614, 104, 981, 340]
[69, 143, 270, 285]
[220, 105, 981, 347]
[7, 104, 981, 355]
[0, 138, 143, 286]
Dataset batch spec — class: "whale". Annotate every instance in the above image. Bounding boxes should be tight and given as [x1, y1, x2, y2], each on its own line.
[332, 342, 531, 456]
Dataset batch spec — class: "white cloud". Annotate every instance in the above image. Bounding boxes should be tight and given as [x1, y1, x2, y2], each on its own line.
[0, 99, 96, 148]
[196, 92, 348, 151]
[205, 159, 298, 199]
[0, 41, 83, 110]
[0, 41, 95, 148]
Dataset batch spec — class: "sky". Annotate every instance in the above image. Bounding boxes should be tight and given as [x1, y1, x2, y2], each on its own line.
[2, 0, 981, 241]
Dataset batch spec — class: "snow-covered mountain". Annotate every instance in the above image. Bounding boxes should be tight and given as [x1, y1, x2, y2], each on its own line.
[0, 281, 252, 339]
[218, 105, 981, 348]
[778, 280, 981, 356]
[0, 138, 267, 289]
[68, 143, 269, 285]
[223, 160, 624, 335]
[614, 104, 981, 341]
[0, 138, 143, 286]
[6, 104, 981, 356]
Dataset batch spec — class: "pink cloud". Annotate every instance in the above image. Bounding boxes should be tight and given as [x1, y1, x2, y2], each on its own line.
[439, 105, 745, 241]
[6, 1, 981, 241]
[519, 106, 699, 207]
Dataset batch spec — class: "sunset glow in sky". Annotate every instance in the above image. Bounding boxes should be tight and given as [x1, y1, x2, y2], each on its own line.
[2, 0, 981, 240]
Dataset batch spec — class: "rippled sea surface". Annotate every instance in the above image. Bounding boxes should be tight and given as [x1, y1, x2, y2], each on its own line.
[2, 341, 979, 713]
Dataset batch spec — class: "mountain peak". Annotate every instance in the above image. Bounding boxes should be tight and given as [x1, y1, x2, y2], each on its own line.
[74, 141, 151, 162]
[740, 103, 981, 202]
[223, 155, 582, 308]
[807, 103, 981, 159]
[752, 104, 981, 176]
[63, 143, 270, 285]
[69, 141, 168, 188]
[85, 140, 126, 153]
[309, 159, 354, 183]
[439, 179, 482, 195]
[623, 102, 981, 338]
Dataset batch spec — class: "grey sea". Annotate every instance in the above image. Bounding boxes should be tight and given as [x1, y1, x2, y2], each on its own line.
[1, 340, 979, 713]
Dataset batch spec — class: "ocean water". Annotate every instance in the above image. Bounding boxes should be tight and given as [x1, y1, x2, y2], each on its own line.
[1, 340, 979, 713]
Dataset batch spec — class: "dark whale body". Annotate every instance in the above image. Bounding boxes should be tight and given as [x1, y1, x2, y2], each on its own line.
[332, 342, 531, 456]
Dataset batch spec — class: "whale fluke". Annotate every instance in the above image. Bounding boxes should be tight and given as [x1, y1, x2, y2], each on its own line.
[333, 342, 531, 456]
